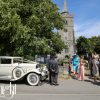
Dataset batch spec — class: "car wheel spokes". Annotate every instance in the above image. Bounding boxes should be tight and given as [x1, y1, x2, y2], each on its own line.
[29, 75, 37, 83]
[27, 73, 40, 86]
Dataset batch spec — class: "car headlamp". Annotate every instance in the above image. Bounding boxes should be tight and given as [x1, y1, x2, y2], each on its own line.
[36, 64, 40, 69]
[36, 64, 43, 72]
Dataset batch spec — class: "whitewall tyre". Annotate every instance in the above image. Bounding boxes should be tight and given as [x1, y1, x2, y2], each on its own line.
[27, 73, 40, 86]
[13, 68, 23, 79]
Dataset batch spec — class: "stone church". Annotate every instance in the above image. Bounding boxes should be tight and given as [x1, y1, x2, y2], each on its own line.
[58, 0, 75, 59]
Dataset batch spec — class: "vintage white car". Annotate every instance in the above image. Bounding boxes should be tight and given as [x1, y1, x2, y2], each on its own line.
[0, 56, 48, 86]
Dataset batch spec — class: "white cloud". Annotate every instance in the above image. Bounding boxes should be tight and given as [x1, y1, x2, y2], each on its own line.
[75, 21, 100, 38]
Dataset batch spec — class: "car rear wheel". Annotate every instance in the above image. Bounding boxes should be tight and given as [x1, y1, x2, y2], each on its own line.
[27, 73, 40, 86]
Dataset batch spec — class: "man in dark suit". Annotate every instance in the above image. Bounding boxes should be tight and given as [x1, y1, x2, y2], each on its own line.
[48, 54, 59, 86]
[88, 53, 93, 77]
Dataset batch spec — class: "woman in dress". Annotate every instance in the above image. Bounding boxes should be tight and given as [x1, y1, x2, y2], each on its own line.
[77, 56, 85, 81]
[92, 56, 99, 82]
[98, 55, 100, 76]
[72, 54, 80, 77]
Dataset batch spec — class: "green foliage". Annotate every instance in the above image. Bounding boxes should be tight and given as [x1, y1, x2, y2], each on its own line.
[65, 54, 69, 58]
[58, 59, 64, 66]
[76, 36, 90, 55]
[89, 36, 100, 54]
[76, 36, 100, 55]
[51, 33, 66, 53]
[0, 0, 65, 59]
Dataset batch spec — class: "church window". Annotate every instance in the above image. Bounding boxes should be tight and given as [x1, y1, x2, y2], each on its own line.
[64, 28, 67, 32]
[65, 37, 67, 40]
[66, 20, 68, 25]
[65, 48, 69, 53]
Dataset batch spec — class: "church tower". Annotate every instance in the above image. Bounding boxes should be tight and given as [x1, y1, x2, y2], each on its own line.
[59, 0, 75, 58]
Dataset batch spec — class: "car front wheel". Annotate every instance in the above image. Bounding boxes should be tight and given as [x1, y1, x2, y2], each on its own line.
[27, 73, 40, 86]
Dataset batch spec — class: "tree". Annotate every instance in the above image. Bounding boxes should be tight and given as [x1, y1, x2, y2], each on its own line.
[76, 36, 94, 55]
[0, 0, 65, 59]
[50, 33, 66, 53]
[89, 36, 100, 54]
[76, 35, 100, 56]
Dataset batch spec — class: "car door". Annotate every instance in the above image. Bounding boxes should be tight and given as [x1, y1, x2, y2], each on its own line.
[0, 58, 14, 79]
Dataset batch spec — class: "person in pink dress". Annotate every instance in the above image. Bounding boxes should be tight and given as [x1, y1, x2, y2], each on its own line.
[78, 56, 85, 81]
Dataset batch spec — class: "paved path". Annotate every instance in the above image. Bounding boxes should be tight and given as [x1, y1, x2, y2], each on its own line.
[0, 77, 100, 100]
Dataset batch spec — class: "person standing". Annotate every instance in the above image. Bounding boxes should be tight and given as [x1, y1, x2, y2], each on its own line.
[77, 56, 85, 81]
[92, 56, 99, 82]
[65, 55, 72, 75]
[88, 53, 93, 77]
[72, 54, 80, 77]
[48, 54, 59, 85]
[64, 55, 70, 75]
[46, 55, 51, 83]
[98, 54, 100, 77]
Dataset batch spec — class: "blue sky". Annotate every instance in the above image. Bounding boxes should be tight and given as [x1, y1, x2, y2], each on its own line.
[52, 0, 100, 38]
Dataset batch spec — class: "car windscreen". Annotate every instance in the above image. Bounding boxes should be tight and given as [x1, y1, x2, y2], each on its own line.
[23, 59, 36, 64]
[13, 58, 23, 63]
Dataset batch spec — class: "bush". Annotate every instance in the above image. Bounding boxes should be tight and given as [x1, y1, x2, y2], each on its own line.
[58, 59, 64, 66]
